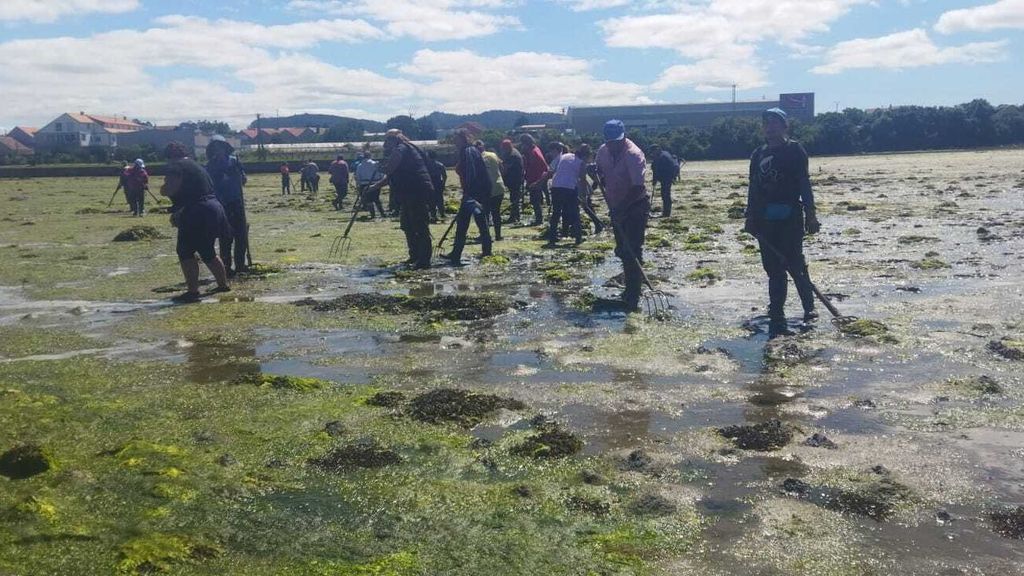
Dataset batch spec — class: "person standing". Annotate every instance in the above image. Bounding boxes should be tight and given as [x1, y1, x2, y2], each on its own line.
[579, 157, 604, 235]
[446, 128, 492, 265]
[547, 143, 589, 246]
[499, 139, 524, 224]
[124, 159, 149, 217]
[113, 162, 132, 209]
[519, 134, 549, 226]
[206, 135, 249, 276]
[280, 162, 291, 195]
[364, 130, 435, 269]
[355, 152, 385, 218]
[595, 120, 648, 311]
[475, 140, 507, 242]
[426, 150, 447, 222]
[301, 160, 320, 196]
[649, 144, 682, 218]
[744, 108, 820, 339]
[328, 155, 350, 210]
[161, 158, 232, 303]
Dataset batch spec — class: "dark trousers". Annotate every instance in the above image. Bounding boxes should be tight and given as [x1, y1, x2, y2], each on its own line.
[400, 197, 432, 268]
[359, 185, 385, 218]
[657, 180, 673, 217]
[281, 176, 290, 195]
[332, 180, 347, 210]
[487, 194, 504, 240]
[450, 200, 492, 261]
[128, 188, 145, 216]
[580, 188, 603, 233]
[528, 183, 546, 224]
[756, 213, 815, 321]
[430, 185, 446, 220]
[506, 181, 523, 223]
[219, 200, 248, 272]
[548, 187, 581, 242]
[612, 197, 650, 309]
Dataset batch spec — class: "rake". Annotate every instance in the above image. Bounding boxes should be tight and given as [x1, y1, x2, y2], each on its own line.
[433, 214, 458, 259]
[613, 223, 669, 317]
[329, 196, 364, 259]
[754, 234, 857, 328]
[592, 178, 669, 317]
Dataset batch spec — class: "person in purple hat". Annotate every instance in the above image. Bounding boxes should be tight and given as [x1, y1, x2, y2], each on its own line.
[595, 119, 649, 311]
[744, 107, 821, 338]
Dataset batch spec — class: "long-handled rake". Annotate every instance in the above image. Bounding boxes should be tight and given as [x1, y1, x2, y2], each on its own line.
[611, 220, 669, 317]
[597, 190, 669, 317]
[329, 199, 363, 259]
[754, 234, 857, 328]
[433, 214, 458, 259]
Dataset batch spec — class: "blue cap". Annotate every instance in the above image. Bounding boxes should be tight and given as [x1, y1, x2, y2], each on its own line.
[762, 107, 788, 125]
[603, 119, 625, 141]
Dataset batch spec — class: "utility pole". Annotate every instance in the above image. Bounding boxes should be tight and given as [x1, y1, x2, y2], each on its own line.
[732, 84, 737, 113]
[834, 101, 840, 113]
[256, 112, 266, 161]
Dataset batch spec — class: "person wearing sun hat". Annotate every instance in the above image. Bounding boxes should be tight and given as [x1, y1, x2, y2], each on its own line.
[595, 119, 649, 311]
[744, 107, 821, 338]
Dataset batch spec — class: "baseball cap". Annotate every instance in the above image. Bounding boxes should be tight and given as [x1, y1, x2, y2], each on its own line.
[762, 107, 788, 125]
[603, 119, 625, 141]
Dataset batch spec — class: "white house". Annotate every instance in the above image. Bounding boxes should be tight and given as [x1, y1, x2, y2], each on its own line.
[35, 112, 145, 150]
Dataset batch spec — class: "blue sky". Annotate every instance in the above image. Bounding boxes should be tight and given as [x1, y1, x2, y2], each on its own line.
[0, 0, 1021, 130]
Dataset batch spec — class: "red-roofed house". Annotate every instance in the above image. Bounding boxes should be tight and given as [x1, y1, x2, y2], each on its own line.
[35, 112, 146, 150]
[0, 136, 33, 156]
[8, 127, 37, 149]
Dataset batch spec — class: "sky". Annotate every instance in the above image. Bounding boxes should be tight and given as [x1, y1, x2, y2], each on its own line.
[0, 0, 1022, 131]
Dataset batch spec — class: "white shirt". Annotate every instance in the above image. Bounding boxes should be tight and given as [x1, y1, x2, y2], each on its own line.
[550, 153, 584, 190]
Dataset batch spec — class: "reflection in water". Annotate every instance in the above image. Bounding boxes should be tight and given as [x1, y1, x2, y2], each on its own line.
[185, 338, 260, 384]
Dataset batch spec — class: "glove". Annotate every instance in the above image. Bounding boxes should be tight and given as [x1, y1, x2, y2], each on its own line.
[805, 212, 821, 235]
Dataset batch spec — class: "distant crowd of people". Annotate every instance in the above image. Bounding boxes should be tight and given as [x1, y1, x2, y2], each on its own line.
[126, 107, 819, 337]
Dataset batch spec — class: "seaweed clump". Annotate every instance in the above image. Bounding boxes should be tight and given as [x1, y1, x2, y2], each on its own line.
[990, 506, 1024, 539]
[117, 533, 218, 573]
[366, 390, 407, 408]
[407, 388, 524, 427]
[234, 373, 328, 392]
[310, 293, 508, 321]
[0, 444, 53, 479]
[988, 339, 1024, 361]
[113, 225, 164, 242]
[511, 421, 583, 459]
[685, 268, 720, 283]
[309, 441, 402, 471]
[718, 419, 794, 451]
[839, 319, 897, 343]
[781, 476, 915, 521]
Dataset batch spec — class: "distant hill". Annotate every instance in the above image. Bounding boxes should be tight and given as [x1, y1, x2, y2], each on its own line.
[249, 110, 565, 132]
[250, 114, 386, 132]
[422, 110, 565, 130]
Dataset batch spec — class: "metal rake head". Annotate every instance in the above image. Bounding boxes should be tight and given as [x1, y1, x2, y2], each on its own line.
[830, 315, 859, 329]
[329, 235, 352, 259]
[640, 288, 670, 318]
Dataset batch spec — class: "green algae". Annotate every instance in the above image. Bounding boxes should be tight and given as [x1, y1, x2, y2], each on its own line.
[988, 338, 1024, 361]
[234, 373, 329, 392]
[542, 267, 573, 284]
[113, 225, 164, 242]
[912, 257, 951, 270]
[480, 254, 510, 266]
[685, 267, 720, 283]
[839, 319, 897, 343]
[0, 326, 100, 359]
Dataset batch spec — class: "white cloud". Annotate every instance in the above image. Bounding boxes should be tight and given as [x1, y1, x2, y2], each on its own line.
[287, 0, 521, 41]
[398, 49, 649, 113]
[557, 0, 631, 11]
[0, 0, 137, 23]
[652, 58, 768, 92]
[811, 28, 1007, 74]
[0, 16, 412, 128]
[597, 0, 867, 92]
[935, 0, 1024, 34]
